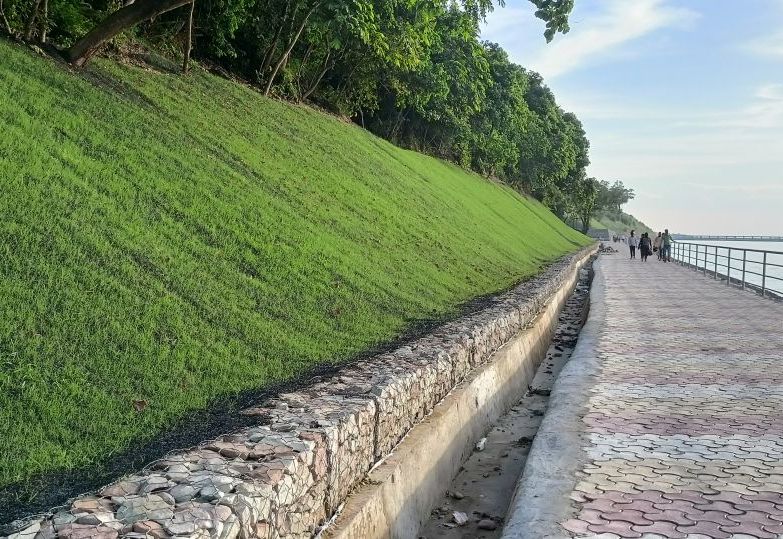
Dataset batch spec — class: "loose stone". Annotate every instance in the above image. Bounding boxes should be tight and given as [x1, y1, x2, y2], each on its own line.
[477, 519, 498, 530]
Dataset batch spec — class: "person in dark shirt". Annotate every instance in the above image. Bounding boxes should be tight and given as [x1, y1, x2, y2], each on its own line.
[639, 232, 652, 262]
[661, 229, 672, 262]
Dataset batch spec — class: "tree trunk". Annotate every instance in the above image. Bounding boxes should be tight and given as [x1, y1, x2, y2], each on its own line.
[25, 0, 42, 40]
[295, 40, 314, 95]
[66, 0, 194, 67]
[0, 0, 12, 34]
[38, 0, 47, 42]
[181, 0, 194, 73]
[300, 50, 330, 101]
[257, 0, 290, 82]
[263, 1, 319, 96]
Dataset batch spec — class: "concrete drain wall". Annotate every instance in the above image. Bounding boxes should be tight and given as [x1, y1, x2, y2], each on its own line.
[8, 246, 595, 539]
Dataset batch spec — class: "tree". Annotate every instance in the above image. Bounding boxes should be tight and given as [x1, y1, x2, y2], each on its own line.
[182, 0, 195, 73]
[575, 176, 597, 233]
[0, 0, 10, 34]
[530, 0, 574, 41]
[65, 0, 195, 66]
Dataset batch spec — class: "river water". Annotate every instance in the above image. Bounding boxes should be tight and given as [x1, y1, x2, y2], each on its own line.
[671, 240, 783, 295]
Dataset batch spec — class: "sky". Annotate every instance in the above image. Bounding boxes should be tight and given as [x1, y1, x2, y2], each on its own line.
[482, 0, 783, 235]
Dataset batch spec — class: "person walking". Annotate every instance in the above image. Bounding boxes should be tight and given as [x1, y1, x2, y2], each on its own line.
[640, 232, 652, 262]
[653, 232, 663, 260]
[628, 230, 638, 259]
[661, 229, 672, 262]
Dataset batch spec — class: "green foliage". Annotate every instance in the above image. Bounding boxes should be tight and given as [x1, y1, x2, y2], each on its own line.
[530, 0, 574, 42]
[595, 179, 636, 213]
[1, 0, 597, 224]
[592, 210, 653, 236]
[0, 38, 589, 488]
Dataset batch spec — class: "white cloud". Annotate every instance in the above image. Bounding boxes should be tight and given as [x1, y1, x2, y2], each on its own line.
[684, 182, 783, 194]
[526, 0, 700, 78]
[744, 31, 783, 57]
[756, 83, 783, 100]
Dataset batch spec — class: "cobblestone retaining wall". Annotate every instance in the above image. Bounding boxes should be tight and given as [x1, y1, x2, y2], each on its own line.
[8, 247, 593, 539]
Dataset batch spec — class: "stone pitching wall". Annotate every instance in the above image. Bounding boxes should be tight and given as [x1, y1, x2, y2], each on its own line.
[8, 248, 592, 539]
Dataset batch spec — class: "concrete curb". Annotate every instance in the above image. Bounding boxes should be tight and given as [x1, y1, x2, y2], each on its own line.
[327, 249, 597, 539]
[500, 256, 607, 539]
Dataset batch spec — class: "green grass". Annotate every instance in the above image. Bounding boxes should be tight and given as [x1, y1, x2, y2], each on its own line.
[592, 211, 653, 236]
[0, 39, 589, 489]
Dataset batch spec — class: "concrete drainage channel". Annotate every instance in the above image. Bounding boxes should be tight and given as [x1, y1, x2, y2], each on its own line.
[327, 259, 594, 539]
[419, 264, 592, 538]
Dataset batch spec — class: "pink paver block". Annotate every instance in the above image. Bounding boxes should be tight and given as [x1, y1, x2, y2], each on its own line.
[719, 521, 778, 538]
[631, 520, 688, 538]
[561, 518, 591, 535]
[743, 492, 783, 504]
[762, 522, 783, 534]
[577, 509, 609, 525]
[583, 498, 619, 513]
[731, 500, 782, 513]
[676, 520, 732, 539]
[583, 413, 783, 436]
[727, 510, 783, 525]
[601, 510, 653, 526]
[587, 520, 643, 538]
[596, 490, 634, 503]
[683, 509, 734, 525]
[646, 509, 696, 526]
[691, 500, 744, 515]
[702, 491, 747, 504]
[635, 491, 675, 505]
[653, 500, 695, 513]
[613, 500, 660, 514]
[663, 491, 709, 505]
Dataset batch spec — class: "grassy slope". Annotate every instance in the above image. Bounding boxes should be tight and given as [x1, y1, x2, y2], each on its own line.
[592, 212, 653, 236]
[0, 39, 589, 488]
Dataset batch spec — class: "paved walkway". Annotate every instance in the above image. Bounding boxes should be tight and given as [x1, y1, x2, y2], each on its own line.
[504, 245, 783, 539]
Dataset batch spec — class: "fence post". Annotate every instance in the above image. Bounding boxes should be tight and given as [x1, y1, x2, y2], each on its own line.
[714, 245, 718, 279]
[727, 248, 731, 286]
[703, 245, 707, 275]
[742, 250, 747, 290]
[762, 252, 767, 296]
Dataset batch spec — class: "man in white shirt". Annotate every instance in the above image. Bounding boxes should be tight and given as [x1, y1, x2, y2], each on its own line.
[628, 230, 638, 259]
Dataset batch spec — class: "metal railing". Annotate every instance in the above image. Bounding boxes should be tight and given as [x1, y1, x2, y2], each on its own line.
[673, 235, 783, 242]
[670, 242, 783, 298]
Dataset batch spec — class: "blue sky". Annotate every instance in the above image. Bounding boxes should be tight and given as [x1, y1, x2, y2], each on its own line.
[482, 0, 783, 234]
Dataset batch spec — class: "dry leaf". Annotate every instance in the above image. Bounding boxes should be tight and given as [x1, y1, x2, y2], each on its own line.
[132, 399, 149, 412]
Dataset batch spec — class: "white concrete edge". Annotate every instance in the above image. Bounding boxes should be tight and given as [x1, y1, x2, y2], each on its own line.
[501, 256, 607, 539]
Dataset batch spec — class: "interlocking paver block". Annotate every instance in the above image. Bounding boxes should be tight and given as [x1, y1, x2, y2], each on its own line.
[631, 521, 688, 538]
[676, 520, 732, 538]
[562, 518, 592, 534]
[601, 510, 652, 526]
[587, 520, 643, 538]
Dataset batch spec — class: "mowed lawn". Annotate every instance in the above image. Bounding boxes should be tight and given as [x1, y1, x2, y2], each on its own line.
[0, 39, 589, 489]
